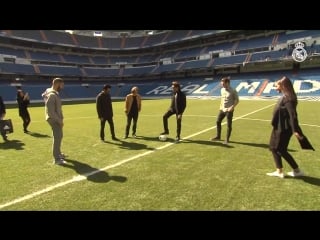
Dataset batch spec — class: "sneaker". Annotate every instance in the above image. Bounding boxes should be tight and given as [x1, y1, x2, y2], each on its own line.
[132, 134, 137, 138]
[160, 131, 169, 135]
[112, 137, 120, 141]
[210, 136, 220, 141]
[223, 140, 229, 145]
[266, 171, 284, 178]
[287, 170, 304, 177]
[175, 137, 180, 143]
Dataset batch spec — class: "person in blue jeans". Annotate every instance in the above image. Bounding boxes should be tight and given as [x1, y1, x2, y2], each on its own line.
[211, 76, 239, 144]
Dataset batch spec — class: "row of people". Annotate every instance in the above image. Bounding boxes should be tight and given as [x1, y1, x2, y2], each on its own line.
[0, 76, 306, 179]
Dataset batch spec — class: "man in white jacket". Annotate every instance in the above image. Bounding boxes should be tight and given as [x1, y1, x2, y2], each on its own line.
[45, 78, 65, 165]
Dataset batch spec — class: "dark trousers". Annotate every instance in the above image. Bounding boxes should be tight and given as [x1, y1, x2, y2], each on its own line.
[0, 120, 8, 140]
[20, 112, 31, 131]
[100, 118, 115, 140]
[271, 130, 299, 169]
[125, 112, 138, 137]
[216, 110, 234, 140]
[163, 110, 182, 137]
[1, 132, 6, 140]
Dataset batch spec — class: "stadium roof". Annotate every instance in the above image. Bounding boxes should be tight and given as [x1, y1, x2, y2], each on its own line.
[57, 30, 169, 38]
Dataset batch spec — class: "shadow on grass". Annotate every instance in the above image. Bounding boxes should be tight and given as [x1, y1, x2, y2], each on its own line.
[60, 158, 127, 183]
[0, 139, 25, 150]
[103, 139, 155, 150]
[182, 139, 233, 148]
[26, 131, 51, 138]
[227, 140, 297, 152]
[287, 175, 320, 186]
[119, 141, 155, 150]
[101, 139, 123, 146]
[133, 135, 161, 142]
[229, 140, 269, 148]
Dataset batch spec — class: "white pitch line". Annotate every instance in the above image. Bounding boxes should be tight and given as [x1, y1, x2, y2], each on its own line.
[0, 103, 275, 209]
[237, 117, 320, 128]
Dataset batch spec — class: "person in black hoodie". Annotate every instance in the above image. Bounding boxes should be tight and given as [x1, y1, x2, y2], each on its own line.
[160, 81, 186, 142]
[16, 86, 31, 133]
[267, 76, 304, 179]
[0, 95, 8, 141]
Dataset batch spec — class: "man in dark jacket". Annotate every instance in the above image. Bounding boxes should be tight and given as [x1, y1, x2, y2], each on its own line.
[16, 87, 31, 133]
[161, 81, 187, 142]
[0, 95, 8, 141]
[96, 84, 118, 141]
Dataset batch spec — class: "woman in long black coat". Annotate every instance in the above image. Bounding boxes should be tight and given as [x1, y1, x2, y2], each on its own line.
[267, 76, 304, 178]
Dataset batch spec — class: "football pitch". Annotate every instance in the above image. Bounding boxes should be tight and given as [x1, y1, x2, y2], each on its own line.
[0, 98, 319, 210]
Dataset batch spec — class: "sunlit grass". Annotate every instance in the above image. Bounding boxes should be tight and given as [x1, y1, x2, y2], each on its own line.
[1, 99, 319, 210]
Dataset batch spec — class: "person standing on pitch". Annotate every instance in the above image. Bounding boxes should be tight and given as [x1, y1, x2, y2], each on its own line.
[16, 86, 31, 133]
[0, 95, 8, 142]
[124, 86, 141, 139]
[96, 84, 118, 142]
[266, 76, 304, 178]
[160, 81, 186, 142]
[211, 76, 239, 144]
[45, 78, 66, 165]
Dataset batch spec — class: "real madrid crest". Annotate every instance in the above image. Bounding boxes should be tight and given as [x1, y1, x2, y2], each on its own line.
[292, 42, 308, 62]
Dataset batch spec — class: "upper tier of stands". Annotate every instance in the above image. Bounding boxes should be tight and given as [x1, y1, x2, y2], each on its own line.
[0, 30, 320, 78]
[1, 30, 220, 49]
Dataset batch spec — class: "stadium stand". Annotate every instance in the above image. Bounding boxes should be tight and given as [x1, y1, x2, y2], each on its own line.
[1, 30, 320, 103]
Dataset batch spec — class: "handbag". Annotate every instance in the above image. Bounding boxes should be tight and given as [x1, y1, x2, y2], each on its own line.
[0, 119, 14, 134]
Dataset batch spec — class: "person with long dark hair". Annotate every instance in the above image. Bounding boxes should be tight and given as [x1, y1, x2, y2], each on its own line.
[267, 76, 304, 178]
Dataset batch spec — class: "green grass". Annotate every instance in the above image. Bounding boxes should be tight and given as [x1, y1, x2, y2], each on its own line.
[0, 98, 319, 210]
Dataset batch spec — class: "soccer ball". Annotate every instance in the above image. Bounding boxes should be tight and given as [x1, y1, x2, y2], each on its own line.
[159, 134, 167, 141]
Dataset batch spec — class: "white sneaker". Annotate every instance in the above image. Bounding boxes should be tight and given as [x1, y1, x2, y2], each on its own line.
[287, 170, 304, 177]
[266, 171, 284, 178]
